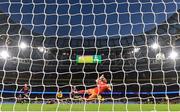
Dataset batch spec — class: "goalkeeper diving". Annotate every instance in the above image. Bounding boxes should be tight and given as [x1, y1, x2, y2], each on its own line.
[73, 74, 111, 101]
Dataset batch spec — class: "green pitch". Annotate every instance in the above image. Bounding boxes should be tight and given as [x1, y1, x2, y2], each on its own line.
[0, 104, 180, 111]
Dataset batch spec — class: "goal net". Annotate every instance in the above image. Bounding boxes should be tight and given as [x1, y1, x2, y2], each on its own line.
[0, 0, 179, 111]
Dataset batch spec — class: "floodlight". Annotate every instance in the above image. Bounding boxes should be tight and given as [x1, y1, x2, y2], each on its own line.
[38, 47, 46, 53]
[0, 50, 10, 59]
[133, 48, 140, 53]
[19, 42, 27, 49]
[151, 43, 159, 50]
[156, 52, 165, 60]
[169, 51, 178, 60]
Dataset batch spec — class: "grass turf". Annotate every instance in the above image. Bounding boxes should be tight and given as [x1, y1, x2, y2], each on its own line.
[0, 104, 180, 111]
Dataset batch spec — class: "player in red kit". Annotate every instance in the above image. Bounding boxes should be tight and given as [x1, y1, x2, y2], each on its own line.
[73, 74, 111, 101]
[19, 83, 29, 103]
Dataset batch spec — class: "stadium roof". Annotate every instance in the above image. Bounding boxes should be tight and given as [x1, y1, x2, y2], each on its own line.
[0, 9, 179, 48]
[0, 0, 179, 37]
[0, 6, 179, 72]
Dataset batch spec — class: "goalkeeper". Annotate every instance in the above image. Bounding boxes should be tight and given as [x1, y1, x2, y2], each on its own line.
[73, 74, 111, 101]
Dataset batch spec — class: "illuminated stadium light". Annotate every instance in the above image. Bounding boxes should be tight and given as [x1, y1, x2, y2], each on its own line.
[169, 51, 178, 60]
[156, 52, 165, 60]
[133, 48, 140, 53]
[19, 42, 28, 49]
[38, 47, 47, 53]
[151, 43, 159, 50]
[0, 50, 10, 59]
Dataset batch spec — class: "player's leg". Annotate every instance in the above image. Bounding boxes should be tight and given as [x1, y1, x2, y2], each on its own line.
[72, 86, 96, 95]
[85, 94, 97, 101]
[23, 93, 29, 103]
[73, 89, 89, 94]
[84, 89, 99, 101]
[75, 90, 85, 94]
[20, 94, 25, 104]
[17, 94, 23, 103]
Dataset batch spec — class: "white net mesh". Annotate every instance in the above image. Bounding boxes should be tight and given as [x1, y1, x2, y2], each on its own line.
[0, 0, 179, 111]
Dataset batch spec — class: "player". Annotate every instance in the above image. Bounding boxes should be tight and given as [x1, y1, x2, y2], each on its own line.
[56, 90, 63, 99]
[20, 83, 29, 103]
[73, 74, 111, 101]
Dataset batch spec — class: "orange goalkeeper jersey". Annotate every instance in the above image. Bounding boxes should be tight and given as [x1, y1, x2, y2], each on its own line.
[88, 80, 110, 95]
